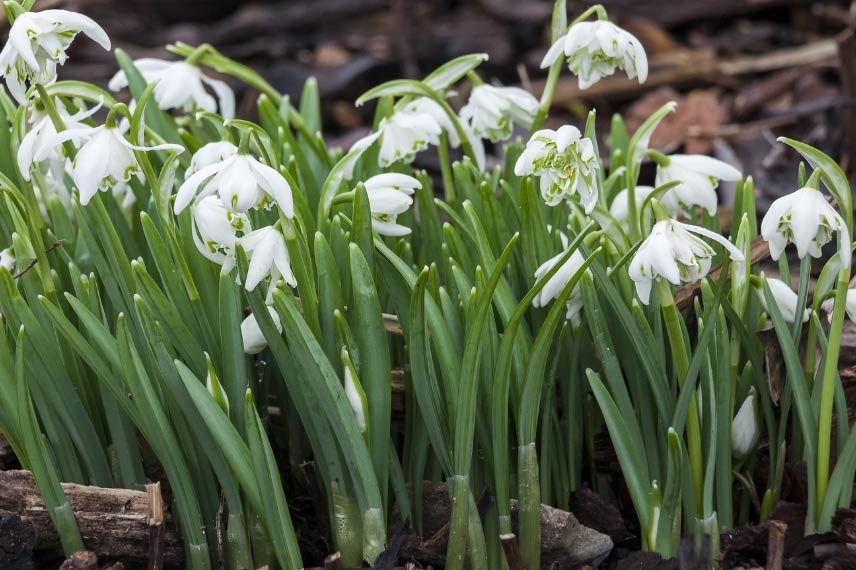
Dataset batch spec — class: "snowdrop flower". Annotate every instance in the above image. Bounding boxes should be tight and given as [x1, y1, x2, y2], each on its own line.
[362, 173, 420, 236]
[35, 124, 183, 205]
[514, 125, 599, 213]
[175, 150, 293, 215]
[241, 306, 282, 354]
[241, 225, 296, 291]
[109, 58, 235, 119]
[821, 289, 856, 324]
[609, 185, 654, 227]
[732, 390, 759, 460]
[761, 186, 850, 267]
[187, 141, 238, 176]
[459, 84, 538, 142]
[347, 106, 442, 173]
[191, 195, 250, 267]
[18, 98, 101, 181]
[0, 248, 15, 273]
[758, 275, 810, 324]
[541, 20, 647, 90]
[0, 9, 110, 103]
[656, 155, 741, 216]
[628, 219, 744, 303]
[532, 245, 588, 324]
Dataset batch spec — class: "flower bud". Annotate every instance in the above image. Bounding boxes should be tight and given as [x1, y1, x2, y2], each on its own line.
[732, 390, 759, 460]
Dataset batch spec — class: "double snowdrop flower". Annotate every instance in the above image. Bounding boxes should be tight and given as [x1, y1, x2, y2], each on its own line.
[175, 145, 293, 215]
[628, 219, 744, 303]
[347, 104, 442, 174]
[241, 306, 282, 354]
[757, 275, 810, 324]
[731, 390, 759, 460]
[17, 98, 102, 181]
[532, 238, 588, 324]
[362, 173, 420, 236]
[655, 154, 741, 216]
[35, 123, 183, 205]
[541, 20, 647, 90]
[109, 58, 235, 119]
[609, 185, 653, 228]
[459, 84, 538, 142]
[241, 225, 297, 292]
[191, 195, 250, 267]
[0, 9, 110, 103]
[514, 125, 599, 213]
[761, 186, 850, 267]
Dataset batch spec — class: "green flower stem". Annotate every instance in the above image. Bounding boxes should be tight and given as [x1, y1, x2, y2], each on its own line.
[816, 265, 850, 526]
[438, 133, 456, 203]
[658, 280, 704, 516]
[35, 84, 77, 161]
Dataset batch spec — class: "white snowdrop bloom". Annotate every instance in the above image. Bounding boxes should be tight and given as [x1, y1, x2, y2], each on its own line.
[514, 125, 599, 213]
[186, 141, 238, 176]
[761, 186, 850, 267]
[362, 173, 420, 236]
[731, 391, 759, 460]
[191, 195, 250, 267]
[0, 9, 110, 103]
[175, 152, 293, 215]
[758, 275, 810, 324]
[656, 155, 741, 216]
[541, 20, 647, 90]
[532, 247, 588, 324]
[342, 351, 368, 433]
[108, 58, 235, 119]
[347, 107, 441, 172]
[459, 84, 538, 142]
[609, 185, 654, 227]
[0, 247, 15, 273]
[17, 98, 101, 181]
[241, 225, 297, 291]
[821, 289, 856, 324]
[35, 124, 183, 205]
[628, 219, 744, 303]
[241, 306, 282, 355]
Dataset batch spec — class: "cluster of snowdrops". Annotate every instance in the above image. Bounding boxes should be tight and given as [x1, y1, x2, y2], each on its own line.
[0, 0, 855, 569]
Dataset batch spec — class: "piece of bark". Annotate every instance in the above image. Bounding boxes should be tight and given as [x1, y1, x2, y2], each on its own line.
[500, 533, 526, 570]
[0, 471, 182, 563]
[60, 551, 98, 570]
[766, 520, 787, 570]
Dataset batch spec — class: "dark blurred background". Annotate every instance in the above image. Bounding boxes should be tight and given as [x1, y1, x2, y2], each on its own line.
[21, 0, 856, 210]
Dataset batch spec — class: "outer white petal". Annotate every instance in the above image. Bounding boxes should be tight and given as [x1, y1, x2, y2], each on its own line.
[200, 74, 236, 119]
[540, 36, 567, 68]
[175, 161, 225, 213]
[241, 307, 282, 354]
[679, 222, 745, 261]
[250, 159, 294, 218]
[44, 10, 111, 50]
[670, 154, 741, 181]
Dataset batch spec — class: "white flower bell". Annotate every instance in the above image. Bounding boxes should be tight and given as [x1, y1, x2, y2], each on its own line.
[241, 306, 282, 354]
[514, 125, 599, 213]
[109, 58, 235, 119]
[758, 275, 810, 324]
[459, 84, 538, 142]
[761, 186, 850, 267]
[541, 20, 647, 90]
[0, 9, 110, 102]
[628, 218, 744, 303]
[241, 225, 297, 291]
[175, 150, 293, 215]
[186, 141, 238, 176]
[362, 173, 421, 236]
[732, 390, 759, 460]
[609, 185, 654, 228]
[655, 155, 741, 216]
[532, 243, 587, 324]
[191, 195, 250, 267]
[35, 124, 183, 205]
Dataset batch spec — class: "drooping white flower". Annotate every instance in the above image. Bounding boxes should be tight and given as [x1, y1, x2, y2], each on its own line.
[191, 195, 250, 267]
[731, 390, 759, 460]
[35, 124, 183, 205]
[347, 106, 441, 172]
[656, 155, 741, 216]
[758, 275, 810, 324]
[459, 84, 538, 142]
[361, 173, 420, 236]
[0, 247, 15, 273]
[186, 141, 238, 176]
[108, 58, 235, 119]
[821, 289, 856, 324]
[17, 98, 101, 181]
[628, 219, 744, 303]
[514, 125, 599, 213]
[0, 9, 110, 103]
[609, 185, 654, 227]
[241, 225, 297, 291]
[241, 306, 282, 354]
[175, 151, 293, 215]
[532, 245, 588, 324]
[541, 20, 647, 90]
[761, 186, 850, 267]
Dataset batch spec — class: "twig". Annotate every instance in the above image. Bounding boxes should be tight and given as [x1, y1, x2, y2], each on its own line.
[12, 239, 66, 280]
[766, 520, 787, 570]
[146, 482, 166, 570]
[499, 533, 527, 570]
